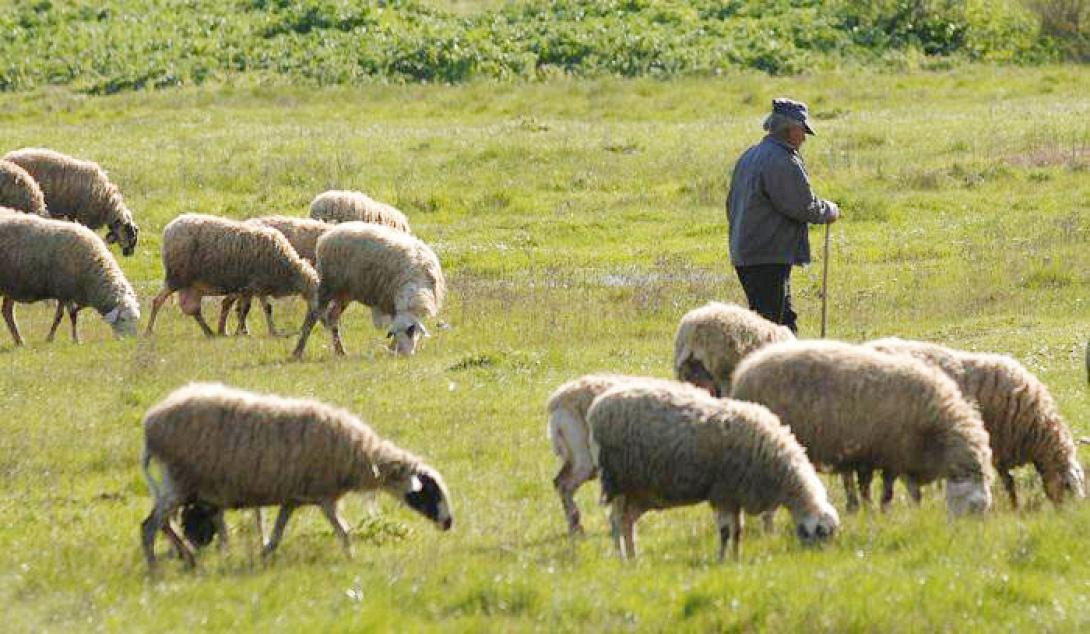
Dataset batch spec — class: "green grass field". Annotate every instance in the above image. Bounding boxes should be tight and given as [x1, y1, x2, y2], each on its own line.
[4, 66, 1090, 630]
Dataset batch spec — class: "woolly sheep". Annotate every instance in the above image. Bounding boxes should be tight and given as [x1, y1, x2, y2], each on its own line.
[3, 147, 139, 255]
[588, 379, 839, 561]
[216, 215, 332, 336]
[145, 214, 319, 338]
[730, 340, 994, 517]
[0, 159, 47, 216]
[674, 301, 795, 396]
[866, 337, 1085, 508]
[140, 382, 454, 567]
[546, 373, 665, 535]
[293, 222, 445, 358]
[0, 211, 140, 344]
[309, 190, 411, 233]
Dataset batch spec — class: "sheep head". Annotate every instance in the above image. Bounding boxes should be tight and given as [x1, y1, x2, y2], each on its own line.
[794, 500, 838, 545]
[385, 465, 453, 531]
[945, 477, 992, 516]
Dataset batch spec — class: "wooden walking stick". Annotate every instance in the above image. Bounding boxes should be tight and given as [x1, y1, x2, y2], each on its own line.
[820, 223, 831, 338]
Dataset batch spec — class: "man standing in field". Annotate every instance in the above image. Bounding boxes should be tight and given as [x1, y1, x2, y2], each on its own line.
[726, 98, 839, 334]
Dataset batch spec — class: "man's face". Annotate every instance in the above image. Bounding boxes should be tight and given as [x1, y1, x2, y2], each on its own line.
[787, 123, 807, 149]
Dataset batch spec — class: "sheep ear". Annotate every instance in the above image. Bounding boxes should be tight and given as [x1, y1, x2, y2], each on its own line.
[418, 323, 430, 338]
[409, 475, 423, 493]
[386, 329, 396, 339]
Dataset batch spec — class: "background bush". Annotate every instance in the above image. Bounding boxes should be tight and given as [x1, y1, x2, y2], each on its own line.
[0, 0, 1062, 93]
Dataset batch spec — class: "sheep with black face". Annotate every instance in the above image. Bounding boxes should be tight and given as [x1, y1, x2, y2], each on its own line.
[140, 383, 453, 567]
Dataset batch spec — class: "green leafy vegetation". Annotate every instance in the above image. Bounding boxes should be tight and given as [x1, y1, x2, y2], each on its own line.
[0, 0, 1058, 93]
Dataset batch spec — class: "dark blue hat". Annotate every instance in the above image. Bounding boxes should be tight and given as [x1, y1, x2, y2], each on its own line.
[772, 98, 815, 135]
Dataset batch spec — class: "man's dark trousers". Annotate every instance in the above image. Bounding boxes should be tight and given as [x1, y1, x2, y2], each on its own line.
[734, 264, 797, 334]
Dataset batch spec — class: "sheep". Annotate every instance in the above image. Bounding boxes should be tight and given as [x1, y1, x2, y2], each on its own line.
[215, 215, 332, 336]
[2, 147, 139, 256]
[673, 301, 795, 396]
[140, 382, 454, 567]
[0, 159, 47, 216]
[587, 378, 839, 561]
[293, 222, 445, 358]
[865, 337, 1085, 508]
[730, 340, 994, 517]
[546, 373, 664, 535]
[0, 210, 140, 344]
[309, 190, 411, 233]
[145, 214, 319, 338]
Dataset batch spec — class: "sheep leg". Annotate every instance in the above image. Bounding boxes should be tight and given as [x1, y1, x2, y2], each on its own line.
[259, 297, 278, 336]
[178, 290, 214, 338]
[319, 500, 353, 557]
[145, 287, 174, 335]
[235, 296, 252, 336]
[2, 297, 23, 346]
[620, 501, 643, 560]
[608, 496, 627, 559]
[67, 304, 80, 343]
[253, 508, 265, 543]
[217, 296, 236, 336]
[715, 506, 743, 563]
[212, 509, 229, 552]
[858, 469, 875, 507]
[142, 500, 194, 568]
[881, 472, 896, 511]
[553, 462, 582, 535]
[761, 511, 775, 532]
[842, 472, 860, 513]
[261, 505, 295, 557]
[1001, 470, 1018, 509]
[46, 302, 64, 342]
[327, 299, 347, 356]
[292, 307, 322, 359]
[905, 478, 922, 505]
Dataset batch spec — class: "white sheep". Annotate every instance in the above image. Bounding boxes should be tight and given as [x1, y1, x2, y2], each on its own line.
[546, 373, 660, 535]
[731, 340, 994, 517]
[865, 337, 1085, 508]
[0, 210, 139, 344]
[3, 147, 139, 255]
[216, 215, 332, 336]
[145, 214, 318, 338]
[673, 301, 794, 396]
[0, 159, 47, 216]
[309, 190, 411, 233]
[292, 222, 445, 358]
[140, 382, 453, 567]
[587, 378, 839, 561]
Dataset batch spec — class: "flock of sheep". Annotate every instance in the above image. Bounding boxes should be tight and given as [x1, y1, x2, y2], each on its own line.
[1, 148, 1085, 569]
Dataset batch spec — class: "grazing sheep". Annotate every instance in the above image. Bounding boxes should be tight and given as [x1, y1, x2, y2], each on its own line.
[3, 147, 139, 255]
[0, 160, 47, 216]
[140, 383, 454, 567]
[0, 211, 140, 344]
[674, 301, 794, 396]
[866, 337, 1085, 508]
[145, 214, 319, 338]
[731, 340, 994, 517]
[216, 216, 332, 336]
[309, 190, 411, 233]
[293, 222, 445, 358]
[547, 373, 662, 535]
[588, 379, 839, 561]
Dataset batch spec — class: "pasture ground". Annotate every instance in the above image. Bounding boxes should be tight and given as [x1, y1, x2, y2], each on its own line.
[3, 66, 1090, 630]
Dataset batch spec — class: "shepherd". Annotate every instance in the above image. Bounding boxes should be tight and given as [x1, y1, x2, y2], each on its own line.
[726, 98, 840, 334]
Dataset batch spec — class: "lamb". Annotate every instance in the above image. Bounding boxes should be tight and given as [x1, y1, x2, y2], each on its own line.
[0, 211, 140, 344]
[140, 382, 454, 567]
[730, 340, 994, 517]
[546, 373, 664, 535]
[3, 147, 139, 255]
[216, 215, 332, 336]
[0, 160, 47, 216]
[865, 337, 1085, 508]
[145, 214, 319, 338]
[293, 222, 445, 358]
[674, 301, 795, 396]
[309, 190, 412, 233]
[587, 378, 839, 561]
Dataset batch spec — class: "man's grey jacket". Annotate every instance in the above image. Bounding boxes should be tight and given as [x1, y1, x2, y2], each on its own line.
[726, 135, 836, 266]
